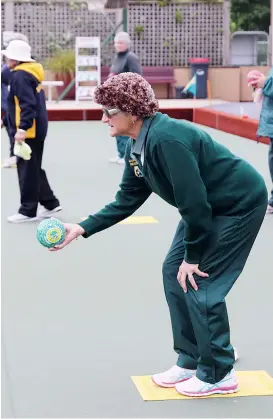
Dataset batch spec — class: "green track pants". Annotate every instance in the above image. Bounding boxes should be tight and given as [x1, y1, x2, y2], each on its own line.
[162, 203, 267, 384]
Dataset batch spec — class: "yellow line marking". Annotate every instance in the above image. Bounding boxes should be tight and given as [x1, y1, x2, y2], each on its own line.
[120, 216, 159, 224]
[80, 216, 159, 224]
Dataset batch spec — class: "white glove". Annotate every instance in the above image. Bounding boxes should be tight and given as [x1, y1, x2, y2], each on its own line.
[13, 141, 32, 160]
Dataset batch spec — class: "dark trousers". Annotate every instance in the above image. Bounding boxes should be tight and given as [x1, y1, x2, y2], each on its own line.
[116, 136, 129, 158]
[3, 124, 14, 157]
[17, 139, 60, 217]
[162, 202, 267, 384]
[269, 138, 273, 206]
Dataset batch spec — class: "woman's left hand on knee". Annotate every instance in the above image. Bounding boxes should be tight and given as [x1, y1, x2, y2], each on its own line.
[177, 261, 209, 293]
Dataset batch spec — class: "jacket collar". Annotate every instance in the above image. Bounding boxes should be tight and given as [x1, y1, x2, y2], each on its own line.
[131, 115, 156, 157]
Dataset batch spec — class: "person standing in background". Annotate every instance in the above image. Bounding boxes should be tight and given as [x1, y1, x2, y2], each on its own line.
[108, 32, 142, 164]
[1, 40, 61, 223]
[1, 62, 16, 167]
[1, 33, 29, 168]
[249, 67, 273, 214]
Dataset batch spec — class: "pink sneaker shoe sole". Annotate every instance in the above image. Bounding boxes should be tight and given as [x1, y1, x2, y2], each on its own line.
[176, 383, 238, 397]
[151, 375, 191, 388]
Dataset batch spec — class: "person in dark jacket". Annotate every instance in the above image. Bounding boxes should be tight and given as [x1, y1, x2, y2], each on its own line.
[108, 32, 142, 164]
[49, 73, 268, 397]
[1, 33, 29, 167]
[1, 62, 17, 167]
[1, 39, 61, 223]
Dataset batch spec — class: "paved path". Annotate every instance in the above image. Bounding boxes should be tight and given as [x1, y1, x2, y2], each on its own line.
[208, 101, 262, 121]
[1, 122, 273, 418]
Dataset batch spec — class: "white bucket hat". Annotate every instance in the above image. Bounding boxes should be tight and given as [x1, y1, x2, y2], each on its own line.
[1, 40, 34, 62]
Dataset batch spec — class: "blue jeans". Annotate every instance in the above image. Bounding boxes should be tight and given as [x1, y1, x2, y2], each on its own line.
[269, 138, 273, 206]
[116, 136, 129, 159]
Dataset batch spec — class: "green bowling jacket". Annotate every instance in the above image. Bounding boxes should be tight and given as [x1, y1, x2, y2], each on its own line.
[79, 112, 266, 264]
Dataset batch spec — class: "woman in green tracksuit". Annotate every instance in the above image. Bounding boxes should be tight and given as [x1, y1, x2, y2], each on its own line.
[50, 73, 268, 397]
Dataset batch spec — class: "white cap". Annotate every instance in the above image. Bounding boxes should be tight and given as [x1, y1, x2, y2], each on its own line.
[1, 40, 34, 62]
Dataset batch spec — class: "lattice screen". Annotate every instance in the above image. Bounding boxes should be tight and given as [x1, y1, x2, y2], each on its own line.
[1, 1, 225, 66]
[12, 2, 116, 65]
[127, 1, 224, 66]
[1, 2, 5, 43]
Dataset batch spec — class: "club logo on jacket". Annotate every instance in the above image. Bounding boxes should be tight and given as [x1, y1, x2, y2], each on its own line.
[134, 165, 143, 178]
[129, 157, 143, 178]
[129, 158, 138, 167]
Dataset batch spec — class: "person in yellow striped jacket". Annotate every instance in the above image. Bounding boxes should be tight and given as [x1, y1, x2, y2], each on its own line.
[1, 40, 61, 223]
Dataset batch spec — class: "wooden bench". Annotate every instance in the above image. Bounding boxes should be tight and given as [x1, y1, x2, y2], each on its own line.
[42, 81, 64, 102]
[101, 66, 175, 98]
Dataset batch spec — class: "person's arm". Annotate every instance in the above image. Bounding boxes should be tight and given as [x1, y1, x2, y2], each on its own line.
[79, 147, 151, 238]
[12, 72, 36, 131]
[1, 64, 12, 85]
[2, 113, 8, 128]
[126, 53, 142, 75]
[154, 139, 212, 264]
[262, 73, 273, 99]
[1, 65, 11, 115]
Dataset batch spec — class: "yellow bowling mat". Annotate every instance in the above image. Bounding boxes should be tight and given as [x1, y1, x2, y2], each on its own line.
[81, 216, 159, 224]
[131, 371, 273, 401]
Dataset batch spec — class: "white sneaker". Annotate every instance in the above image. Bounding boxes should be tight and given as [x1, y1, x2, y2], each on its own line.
[117, 157, 125, 165]
[3, 156, 17, 168]
[38, 205, 62, 218]
[7, 213, 39, 223]
[175, 368, 238, 397]
[109, 156, 125, 165]
[234, 347, 239, 362]
[152, 365, 196, 388]
[266, 205, 273, 214]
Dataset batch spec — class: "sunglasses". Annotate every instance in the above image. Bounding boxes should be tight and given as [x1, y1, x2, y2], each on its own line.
[102, 108, 120, 118]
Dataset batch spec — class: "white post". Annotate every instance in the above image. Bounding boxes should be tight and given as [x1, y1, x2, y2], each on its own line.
[4, 0, 14, 31]
[223, 0, 231, 66]
[48, 86, 52, 102]
[115, 8, 123, 33]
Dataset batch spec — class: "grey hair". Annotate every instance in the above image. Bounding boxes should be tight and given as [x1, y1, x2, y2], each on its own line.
[3, 32, 29, 48]
[114, 31, 130, 46]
